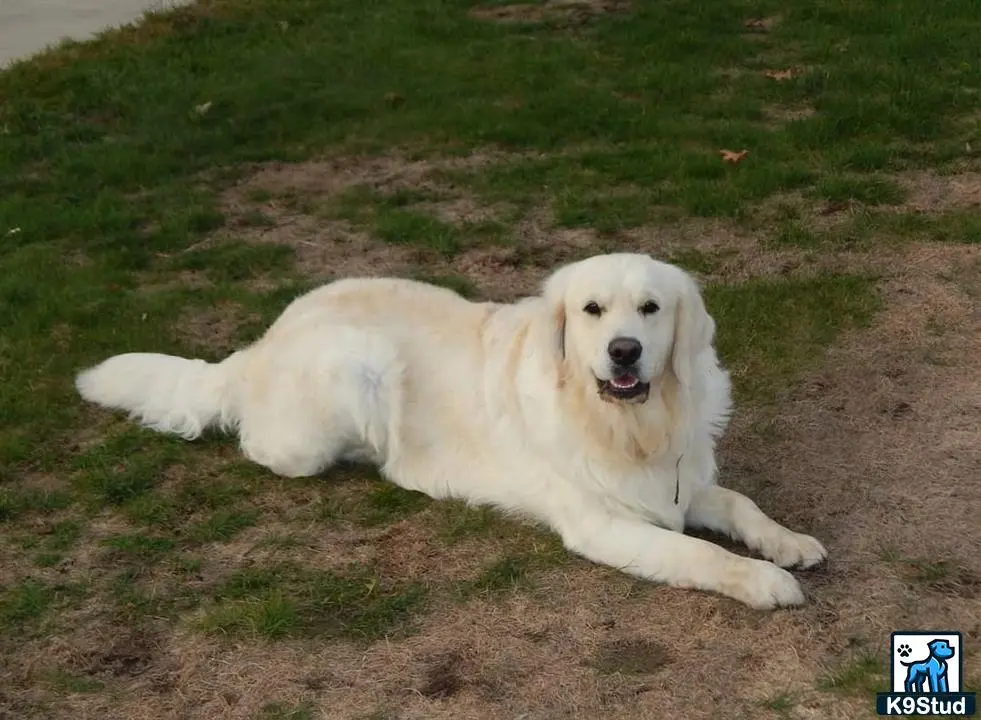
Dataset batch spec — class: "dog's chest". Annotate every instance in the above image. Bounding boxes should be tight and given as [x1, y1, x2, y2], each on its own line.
[606, 458, 692, 532]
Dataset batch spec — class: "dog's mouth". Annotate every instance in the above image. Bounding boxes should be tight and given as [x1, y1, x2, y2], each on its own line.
[596, 371, 650, 403]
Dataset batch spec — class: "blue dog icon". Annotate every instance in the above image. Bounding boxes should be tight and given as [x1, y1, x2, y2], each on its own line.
[902, 639, 955, 693]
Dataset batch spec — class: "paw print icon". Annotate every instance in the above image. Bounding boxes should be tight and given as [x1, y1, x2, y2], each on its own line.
[897, 643, 913, 658]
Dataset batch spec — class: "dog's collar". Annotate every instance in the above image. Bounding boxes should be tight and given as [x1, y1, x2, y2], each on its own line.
[674, 453, 683, 505]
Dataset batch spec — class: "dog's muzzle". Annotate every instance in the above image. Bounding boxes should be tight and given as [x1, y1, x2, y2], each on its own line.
[596, 369, 650, 403]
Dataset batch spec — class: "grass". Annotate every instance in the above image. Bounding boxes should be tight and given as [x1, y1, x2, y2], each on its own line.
[188, 507, 261, 542]
[708, 274, 881, 401]
[0, 580, 55, 627]
[357, 484, 432, 527]
[459, 555, 535, 598]
[258, 701, 317, 720]
[44, 669, 106, 695]
[588, 639, 672, 676]
[758, 692, 795, 715]
[196, 564, 427, 641]
[0, 578, 87, 633]
[1, 0, 979, 715]
[817, 651, 886, 697]
[0, 487, 72, 522]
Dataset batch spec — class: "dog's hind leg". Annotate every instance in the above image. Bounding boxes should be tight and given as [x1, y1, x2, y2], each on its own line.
[686, 485, 827, 569]
[234, 331, 402, 479]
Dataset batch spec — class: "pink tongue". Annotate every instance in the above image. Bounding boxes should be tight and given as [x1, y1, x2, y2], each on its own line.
[613, 374, 636, 388]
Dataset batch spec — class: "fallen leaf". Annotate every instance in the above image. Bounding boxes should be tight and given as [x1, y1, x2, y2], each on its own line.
[719, 149, 749, 164]
[762, 69, 795, 81]
[193, 101, 213, 115]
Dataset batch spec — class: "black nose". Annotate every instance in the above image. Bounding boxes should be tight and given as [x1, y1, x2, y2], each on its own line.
[608, 337, 642, 366]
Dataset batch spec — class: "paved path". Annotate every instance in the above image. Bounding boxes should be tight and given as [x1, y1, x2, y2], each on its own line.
[1, 0, 184, 67]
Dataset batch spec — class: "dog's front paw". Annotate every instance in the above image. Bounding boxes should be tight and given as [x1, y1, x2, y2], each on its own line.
[756, 529, 827, 570]
[723, 558, 806, 610]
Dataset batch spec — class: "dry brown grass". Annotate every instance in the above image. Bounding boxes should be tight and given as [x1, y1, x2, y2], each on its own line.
[898, 171, 981, 213]
[208, 155, 892, 301]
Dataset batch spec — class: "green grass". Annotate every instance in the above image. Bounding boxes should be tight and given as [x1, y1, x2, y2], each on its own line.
[817, 651, 886, 697]
[104, 533, 176, 564]
[170, 242, 296, 283]
[189, 507, 261, 542]
[708, 274, 881, 401]
[435, 501, 504, 543]
[44, 668, 106, 694]
[196, 564, 427, 641]
[0, 487, 72, 522]
[0, 579, 87, 632]
[460, 555, 534, 598]
[813, 175, 906, 206]
[757, 692, 795, 716]
[357, 484, 432, 527]
[0, 580, 55, 627]
[458, 540, 571, 599]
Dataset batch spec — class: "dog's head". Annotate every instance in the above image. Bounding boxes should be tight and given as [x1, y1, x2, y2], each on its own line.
[541, 253, 714, 405]
[928, 639, 955, 660]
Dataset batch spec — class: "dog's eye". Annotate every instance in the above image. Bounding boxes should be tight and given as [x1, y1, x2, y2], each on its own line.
[640, 301, 660, 316]
[583, 302, 603, 316]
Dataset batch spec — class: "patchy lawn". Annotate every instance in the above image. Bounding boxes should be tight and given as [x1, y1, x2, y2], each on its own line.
[1, 0, 980, 718]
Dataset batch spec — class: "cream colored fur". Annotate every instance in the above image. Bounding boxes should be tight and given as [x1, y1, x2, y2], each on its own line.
[75, 253, 826, 608]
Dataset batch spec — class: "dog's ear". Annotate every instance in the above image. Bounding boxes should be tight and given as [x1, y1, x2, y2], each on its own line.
[539, 264, 572, 377]
[670, 270, 715, 387]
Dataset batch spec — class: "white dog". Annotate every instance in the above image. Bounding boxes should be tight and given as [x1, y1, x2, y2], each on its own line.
[75, 253, 826, 608]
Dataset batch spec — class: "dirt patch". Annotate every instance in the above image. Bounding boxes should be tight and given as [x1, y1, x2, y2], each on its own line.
[232, 152, 515, 201]
[174, 302, 257, 355]
[71, 632, 159, 679]
[418, 652, 466, 699]
[416, 197, 513, 227]
[899, 171, 981, 212]
[589, 638, 673, 676]
[470, 0, 632, 25]
[215, 153, 534, 289]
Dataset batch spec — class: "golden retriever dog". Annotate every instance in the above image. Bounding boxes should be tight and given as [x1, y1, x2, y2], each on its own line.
[75, 253, 826, 608]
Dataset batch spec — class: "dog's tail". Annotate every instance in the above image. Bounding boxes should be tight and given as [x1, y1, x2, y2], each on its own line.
[75, 350, 247, 440]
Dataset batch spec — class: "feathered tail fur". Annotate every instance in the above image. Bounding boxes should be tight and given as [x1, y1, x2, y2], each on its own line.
[75, 351, 242, 439]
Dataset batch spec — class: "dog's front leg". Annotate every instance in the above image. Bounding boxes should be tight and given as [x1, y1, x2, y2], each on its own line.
[685, 485, 827, 569]
[557, 510, 806, 609]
